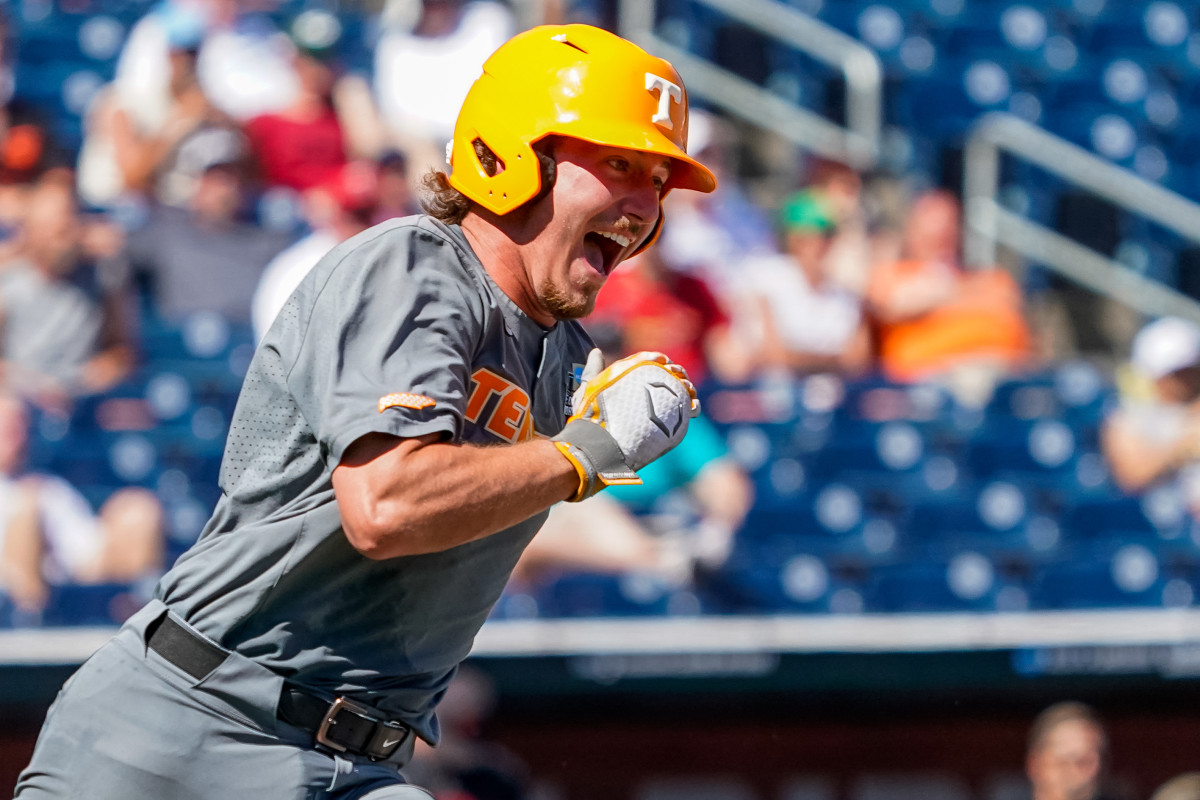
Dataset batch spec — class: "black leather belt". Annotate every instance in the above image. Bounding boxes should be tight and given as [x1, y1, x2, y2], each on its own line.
[146, 613, 411, 762]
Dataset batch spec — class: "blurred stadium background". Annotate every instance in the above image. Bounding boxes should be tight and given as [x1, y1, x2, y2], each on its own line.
[3, 0, 1200, 798]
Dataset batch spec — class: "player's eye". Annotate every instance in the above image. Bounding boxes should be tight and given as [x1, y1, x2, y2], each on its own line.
[606, 157, 630, 172]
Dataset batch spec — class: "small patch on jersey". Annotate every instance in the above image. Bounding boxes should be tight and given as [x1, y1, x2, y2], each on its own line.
[565, 363, 585, 416]
[378, 392, 436, 413]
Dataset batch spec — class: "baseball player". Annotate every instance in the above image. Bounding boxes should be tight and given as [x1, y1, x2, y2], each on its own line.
[15, 23, 715, 800]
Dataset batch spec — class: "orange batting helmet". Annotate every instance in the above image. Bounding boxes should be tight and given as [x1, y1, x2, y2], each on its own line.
[448, 24, 716, 252]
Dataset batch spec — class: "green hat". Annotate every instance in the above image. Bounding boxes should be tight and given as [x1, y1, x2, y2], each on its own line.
[780, 190, 836, 234]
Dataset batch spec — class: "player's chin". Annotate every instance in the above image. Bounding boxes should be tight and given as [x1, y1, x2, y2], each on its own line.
[540, 278, 599, 321]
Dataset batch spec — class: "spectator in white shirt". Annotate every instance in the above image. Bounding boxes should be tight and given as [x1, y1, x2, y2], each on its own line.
[737, 189, 871, 377]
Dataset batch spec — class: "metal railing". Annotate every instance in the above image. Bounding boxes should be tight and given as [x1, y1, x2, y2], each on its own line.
[964, 112, 1200, 324]
[618, 0, 883, 170]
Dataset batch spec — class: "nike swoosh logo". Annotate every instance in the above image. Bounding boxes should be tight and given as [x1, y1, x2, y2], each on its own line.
[381, 736, 402, 749]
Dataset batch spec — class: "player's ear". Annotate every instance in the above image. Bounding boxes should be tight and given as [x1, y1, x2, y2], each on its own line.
[534, 148, 557, 200]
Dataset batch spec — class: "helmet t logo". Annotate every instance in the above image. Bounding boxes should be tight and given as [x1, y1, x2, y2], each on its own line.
[645, 73, 682, 130]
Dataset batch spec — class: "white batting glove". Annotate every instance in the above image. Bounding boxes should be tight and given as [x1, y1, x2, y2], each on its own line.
[552, 349, 701, 502]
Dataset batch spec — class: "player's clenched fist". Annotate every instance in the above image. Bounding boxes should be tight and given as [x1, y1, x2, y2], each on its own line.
[552, 348, 701, 502]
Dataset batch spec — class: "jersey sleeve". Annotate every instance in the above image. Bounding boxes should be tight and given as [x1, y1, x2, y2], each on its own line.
[285, 224, 483, 465]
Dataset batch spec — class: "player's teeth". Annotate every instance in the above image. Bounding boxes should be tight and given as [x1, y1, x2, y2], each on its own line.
[598, 231, 632, 247]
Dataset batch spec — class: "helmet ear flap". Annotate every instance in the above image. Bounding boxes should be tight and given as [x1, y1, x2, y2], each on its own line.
[527, 148, 557, 206]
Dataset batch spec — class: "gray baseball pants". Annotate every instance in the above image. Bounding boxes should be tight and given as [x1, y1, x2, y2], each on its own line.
[14, 600, 431, 799]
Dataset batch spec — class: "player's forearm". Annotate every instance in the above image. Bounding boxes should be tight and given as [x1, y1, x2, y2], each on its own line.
[333, 433, 578, 559]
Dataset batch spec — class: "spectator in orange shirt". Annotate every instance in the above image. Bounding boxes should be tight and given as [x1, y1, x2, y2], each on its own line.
[866, 189, 1032, 405]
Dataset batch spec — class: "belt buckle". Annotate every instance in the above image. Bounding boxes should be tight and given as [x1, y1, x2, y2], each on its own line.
[316, 696, 377, 753]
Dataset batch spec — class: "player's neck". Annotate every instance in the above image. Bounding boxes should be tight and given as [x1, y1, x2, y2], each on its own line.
[460, 214, 554, 327]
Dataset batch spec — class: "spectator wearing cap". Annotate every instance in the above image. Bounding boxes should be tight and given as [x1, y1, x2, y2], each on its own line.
[77, 0, 236, 208]
[118, 129, 290, 324]
[865, 190, 1033, 406]
[733, 189, 870, 378]
[1102, 316, 1200, 513]
[0, 178, 137, 410]
[251, 160, 379, 340]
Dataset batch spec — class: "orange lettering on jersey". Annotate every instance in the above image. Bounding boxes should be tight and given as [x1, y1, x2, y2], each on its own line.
[464, 369, 511, 422]
[486, 384, 529, 442]
[465, 368, 535, 444]
[378, 392, 436, 413]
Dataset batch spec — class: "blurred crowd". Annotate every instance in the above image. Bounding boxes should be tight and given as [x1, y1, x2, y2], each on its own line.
[0, 0, 1197, 632]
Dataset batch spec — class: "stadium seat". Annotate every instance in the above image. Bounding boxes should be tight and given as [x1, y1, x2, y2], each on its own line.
[1061, 491, 1188, 543]
[534, 572, 679, 618]
[38, 582, 149, 627]
[864, 554, 1028, 613]
[1030, 544, 1169, 608]
[698, 551, 870, 614]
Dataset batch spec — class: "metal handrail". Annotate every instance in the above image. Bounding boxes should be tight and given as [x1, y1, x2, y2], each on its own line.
[964, 112, 1200, 324]
[618, 0, 883, 170]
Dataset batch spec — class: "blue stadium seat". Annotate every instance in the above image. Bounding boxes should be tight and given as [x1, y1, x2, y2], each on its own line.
[897, 62, 1014, 139]
[534, 572, 676, 618]
[39, 583, 148, 627]
[864, 554, 1028, 612]
[1083, 1, 1192, 64]
[964, 417, 1080, 483]
[1061, 492, 1188, 543]
[699, 553, 869, 614]
[903, 480, 1057, 559]
[1030, 544, 1169, 608]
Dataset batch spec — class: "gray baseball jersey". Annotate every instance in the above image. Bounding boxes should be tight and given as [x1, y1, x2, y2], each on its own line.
[154, 215, 592, 744]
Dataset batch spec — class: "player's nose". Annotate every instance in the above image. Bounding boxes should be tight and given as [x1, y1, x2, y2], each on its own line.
[621, 177, 661, 229]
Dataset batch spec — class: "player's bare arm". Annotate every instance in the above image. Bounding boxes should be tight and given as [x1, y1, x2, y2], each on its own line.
[333, 433, 579, 559]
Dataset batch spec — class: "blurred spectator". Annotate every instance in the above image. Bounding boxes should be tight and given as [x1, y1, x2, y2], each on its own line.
[371, 150, 419, 224]
[252, 160, 379, 339]
[589, 244, 748, 387]
[0, 178, 136, 410]
[865, 190, 1032, 406]
[801, 158, 878, 297]
[78, 1, 238, 209]
[404, 664, 531, 800]
[100, 0, 297, 138]
[195, 0, 300, 122]
[657, 110, 775, 299]
[1026, 701, 1118, 800]
[244, 10, 370, 193]
[374, 0, 514, 174]
[1101, 316, 1200, 512]
[735, 189, 871, 378]
[0, 394, 163, 614]
[119, 129, 289, 324]
[1152, 774, 1200, 800]
[0, 106, 63, 262]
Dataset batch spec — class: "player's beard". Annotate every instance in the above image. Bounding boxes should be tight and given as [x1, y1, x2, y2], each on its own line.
[539, 277, 598, 320]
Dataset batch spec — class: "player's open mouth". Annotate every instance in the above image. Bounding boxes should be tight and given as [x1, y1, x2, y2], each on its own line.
[583, 229, 633, 275]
